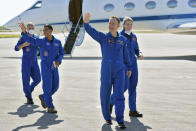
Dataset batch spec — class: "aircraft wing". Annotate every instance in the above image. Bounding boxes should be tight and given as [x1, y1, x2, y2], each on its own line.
[167, 21, 196, 34]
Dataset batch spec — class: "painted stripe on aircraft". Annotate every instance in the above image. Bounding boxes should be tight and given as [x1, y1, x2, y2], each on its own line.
[34, 13, 196, 26]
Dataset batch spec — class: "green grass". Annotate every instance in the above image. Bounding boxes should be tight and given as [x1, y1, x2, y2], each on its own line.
[0, 26, 20, 38]
[134, 30, 165, 33]
[0, 26, 12, 32]
[0, 30, 13, 32]
[0, 34, 20, 38]
[0, 26, 7, 30]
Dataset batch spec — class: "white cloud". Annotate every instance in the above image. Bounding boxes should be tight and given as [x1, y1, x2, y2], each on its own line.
[0, 0, 37, 26]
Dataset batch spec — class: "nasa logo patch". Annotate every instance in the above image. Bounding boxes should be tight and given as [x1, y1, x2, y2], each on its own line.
[46, 42, 50, 46]
[44, 51, 48, 56]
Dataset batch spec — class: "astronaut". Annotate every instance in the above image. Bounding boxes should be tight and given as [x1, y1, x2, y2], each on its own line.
[83, 13, 134, 129]
[19, 23, 65, 113]
[110, 17, 144, 117]
[15, 22, 41, 105]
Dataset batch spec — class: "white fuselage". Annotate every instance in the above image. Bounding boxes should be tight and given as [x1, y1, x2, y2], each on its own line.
[4, 0, 196, 34]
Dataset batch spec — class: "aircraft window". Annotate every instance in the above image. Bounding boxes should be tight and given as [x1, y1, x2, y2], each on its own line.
[124, 2, 135, 11]
[104, 4, 115, 12]
[188, 0, 196, 7]
[145, 1, 156, 9]
[167, 0, 177, 8]
[28, 1, 42, 10]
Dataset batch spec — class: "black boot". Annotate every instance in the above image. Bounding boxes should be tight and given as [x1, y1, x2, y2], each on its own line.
[47, 108, 58, 113]
[129, 111, 143, 117]
[106, 120, 112, 125]
[118, 122, 126, 129]
[39, 95, 47, 109]
[110, 104, 113, 114]
[26, 98, 34, 105]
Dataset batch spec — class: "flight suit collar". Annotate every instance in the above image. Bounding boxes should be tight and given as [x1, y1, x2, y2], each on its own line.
[106, 32, 120, 38]
[121, 30, 133, 38]
[44, 35, 55, 43]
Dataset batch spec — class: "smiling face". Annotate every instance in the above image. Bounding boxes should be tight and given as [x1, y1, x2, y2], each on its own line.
[109, 17, 120, 33]
[43, 25, 53, 38]
[43, 27, 52, 38]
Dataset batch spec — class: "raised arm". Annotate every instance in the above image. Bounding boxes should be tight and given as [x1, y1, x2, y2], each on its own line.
[19, 22, 42, 47]
[83, 13, 105, 44]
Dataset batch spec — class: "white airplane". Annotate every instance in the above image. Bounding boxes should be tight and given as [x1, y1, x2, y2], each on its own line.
[4, 0, 196, 55]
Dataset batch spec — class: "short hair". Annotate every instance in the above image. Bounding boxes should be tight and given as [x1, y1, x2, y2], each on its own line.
[44, 24, 53, 31]
[27, 22, 34, 27]
[110, 16, 120, 24]
[122, 17, 134, 25]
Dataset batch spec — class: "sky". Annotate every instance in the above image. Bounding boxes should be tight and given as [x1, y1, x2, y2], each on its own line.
[0, 0, 37, 26]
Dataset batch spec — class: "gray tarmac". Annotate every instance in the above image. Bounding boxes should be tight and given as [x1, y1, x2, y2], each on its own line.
[0, 33, 196, 131]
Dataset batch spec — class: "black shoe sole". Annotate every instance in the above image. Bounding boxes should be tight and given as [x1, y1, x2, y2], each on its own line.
[106, 120, 112, 125]
[129, 111, 143, 117]
[118, 123, 126, 129]
[129, 114, 143, 117]
[120, 126, 126, 129]
[47, 110, 57, 114]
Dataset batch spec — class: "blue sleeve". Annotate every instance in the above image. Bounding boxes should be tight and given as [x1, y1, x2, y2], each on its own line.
[55, 41, 65, 63]
[124, 41, 134, 71]
[33, 38, 43, 47]
[84, 23, 105, 44]
[14, 36, 24, 51]
[21, 32, 42, 47]
[134, 36, 142, 57]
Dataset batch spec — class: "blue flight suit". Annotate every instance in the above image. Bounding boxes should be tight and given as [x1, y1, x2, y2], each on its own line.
[15, 33, 41, 99]
[84, 23, 134, 123]
[121, 30, 142, 111]
[22, 33, 65, 108]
